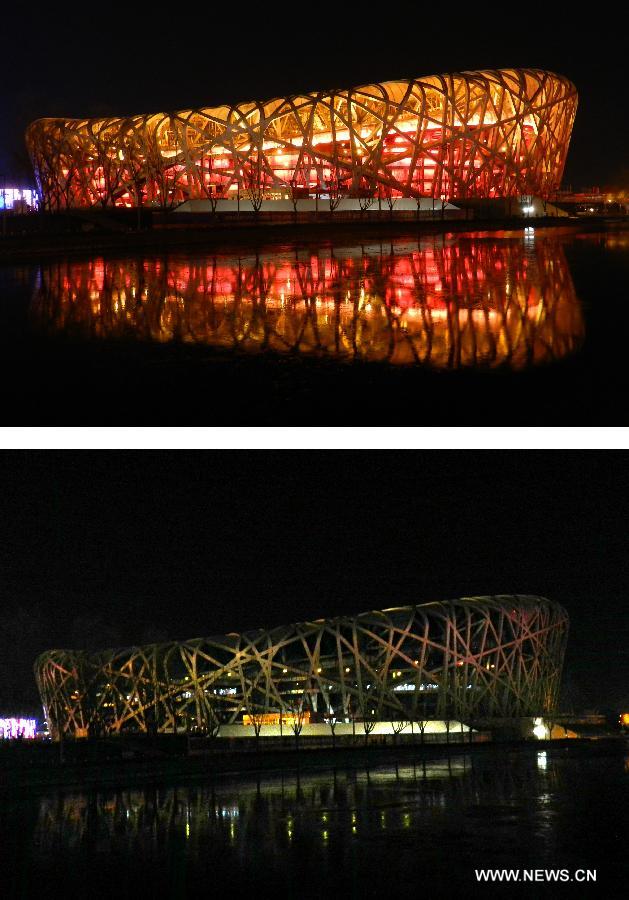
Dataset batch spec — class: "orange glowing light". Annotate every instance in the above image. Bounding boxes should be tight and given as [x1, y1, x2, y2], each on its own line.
[26, 68, 577, 211]
[242, 711, 311, 727]
[31, 238, 584, 369]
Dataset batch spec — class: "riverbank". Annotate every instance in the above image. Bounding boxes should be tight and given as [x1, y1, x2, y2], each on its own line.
[2, 736, 625, 793]
[1, 213, 625, 265]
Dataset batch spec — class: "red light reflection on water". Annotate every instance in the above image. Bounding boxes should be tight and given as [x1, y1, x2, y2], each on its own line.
[33, 236, 583, 368]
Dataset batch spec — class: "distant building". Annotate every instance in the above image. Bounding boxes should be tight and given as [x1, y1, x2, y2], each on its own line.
[554, 188, 629, 216]
[36, 595, 569, 739]
[26, 69, 577, 212]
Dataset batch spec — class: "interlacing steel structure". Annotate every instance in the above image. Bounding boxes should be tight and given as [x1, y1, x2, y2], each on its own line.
[26, 68, 577, 211]
[32, 236, 583, 368]
[35, 595, 568, 739]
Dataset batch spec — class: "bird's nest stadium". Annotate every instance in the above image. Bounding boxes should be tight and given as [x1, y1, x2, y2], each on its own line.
[35, 595, 568, 739]
[26, 68, 577, 212]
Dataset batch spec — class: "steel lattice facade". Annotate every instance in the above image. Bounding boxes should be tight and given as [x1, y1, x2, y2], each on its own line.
[35, 595, 568, 739]
[26, 69, 577, 211]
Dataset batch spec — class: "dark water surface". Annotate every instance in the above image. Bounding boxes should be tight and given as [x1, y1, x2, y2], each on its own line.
[1, 224, 627, 423]
[3, 745, 628, 897]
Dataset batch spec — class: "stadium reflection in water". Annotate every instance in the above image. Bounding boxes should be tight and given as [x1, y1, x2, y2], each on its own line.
[20, 747, 627, 895]
[32, 231, 584, 369]
[33, 758, 480, 853]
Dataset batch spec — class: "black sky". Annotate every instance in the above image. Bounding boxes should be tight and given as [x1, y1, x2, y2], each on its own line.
[1, 9, 626, 189]
[0, 452, 627, 714]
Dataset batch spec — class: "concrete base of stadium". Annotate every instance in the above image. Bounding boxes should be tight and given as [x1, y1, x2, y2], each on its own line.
[219, 719, 471, 739]
[173, 196, 568, 218]
[174, 197, 459, 214]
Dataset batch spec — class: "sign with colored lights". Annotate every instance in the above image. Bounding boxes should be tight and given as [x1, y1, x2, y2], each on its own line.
[0, 717, 37, 739]
[242, 711, 311, 727]
[0, 188, 38, 211]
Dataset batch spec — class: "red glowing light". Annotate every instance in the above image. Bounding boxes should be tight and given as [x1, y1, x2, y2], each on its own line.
[26, 69, 576, 211]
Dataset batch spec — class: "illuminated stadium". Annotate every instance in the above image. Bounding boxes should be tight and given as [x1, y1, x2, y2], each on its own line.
[35, 595, 568, 739]
[26, 68, 577, 211]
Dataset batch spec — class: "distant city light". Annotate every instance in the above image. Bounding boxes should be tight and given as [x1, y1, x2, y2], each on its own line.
[0, 188, 38, 211]
[0, 717, 37, 739]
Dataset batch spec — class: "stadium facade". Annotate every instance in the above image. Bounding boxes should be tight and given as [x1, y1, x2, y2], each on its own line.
[35, 595, 568, 739]
[26, 69, 577, 212]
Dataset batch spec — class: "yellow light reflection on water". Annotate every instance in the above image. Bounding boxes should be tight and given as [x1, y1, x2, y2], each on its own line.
[32, 235, 584, 370]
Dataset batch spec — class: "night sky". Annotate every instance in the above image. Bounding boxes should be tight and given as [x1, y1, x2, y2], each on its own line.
[0, 452, 627, 715]
[1, 11, 625, 189]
